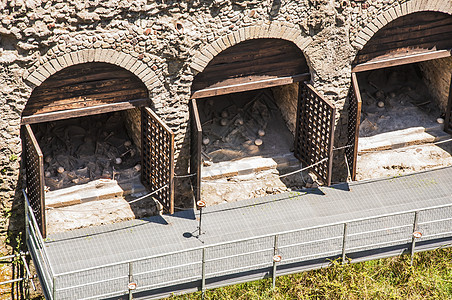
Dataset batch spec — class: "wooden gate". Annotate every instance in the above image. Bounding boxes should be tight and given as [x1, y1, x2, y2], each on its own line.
[22, 124, 46, 238]
[294, 82, 336, 186]
[190, 99, 202, 203]
[141, 107, 175, 214]
[345, 73, 362, 180]
[445, 73, 452, 134]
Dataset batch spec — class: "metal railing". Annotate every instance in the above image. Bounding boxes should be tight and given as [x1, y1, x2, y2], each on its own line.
[28, 199, 452, 300]
[24, 190, 55, 299]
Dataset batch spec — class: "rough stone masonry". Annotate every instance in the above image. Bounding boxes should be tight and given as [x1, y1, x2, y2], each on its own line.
[0, 0, 451, 258]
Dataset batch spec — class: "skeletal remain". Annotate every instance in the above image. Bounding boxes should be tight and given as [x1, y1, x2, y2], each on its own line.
[202, 138, 210, 145]
[133, 164, 141, 172]
[235, 118, 244, 126]
[377, 101, 385, 108]
[57, 166, 65, 174]
[437, 118, 444, 124]
[220, 119, 228, 126]
[114, 157, 122, 165]
[258, 129, 265, 137]
[254, 139, 263, 146]
[221, 111, 228, 118]
[124, 140, 132, 147]
[45, 156, 52, 163]
[45, 171, 51, 178]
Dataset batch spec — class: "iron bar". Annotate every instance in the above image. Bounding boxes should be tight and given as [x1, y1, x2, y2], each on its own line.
[346, 238, 412, 252]
[201, 248, 206, 297]
[411, 211, 419, 266]
[342, 223, 348, 265]
[134, 260, 201, 276]
[272, 235, 279, 289]
[278, 235, 343, 249]
[347, 224, 412, 237]
[205, 248, 273, 263]
[206, 261, 272, 278]
[128, 262, 134, 300]
[0, 278, 25, 285]
[21, 253, 36, 291]
[418, 216, 452, 225]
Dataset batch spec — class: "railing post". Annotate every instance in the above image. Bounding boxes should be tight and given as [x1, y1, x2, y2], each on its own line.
[341, 223, 348, 265]
[128, 262, 134, 300]
[411, 211, 419, 266]
[201, 248, 206, 299]
[272, 235, 279, 289]
[52, 276, 56, 300]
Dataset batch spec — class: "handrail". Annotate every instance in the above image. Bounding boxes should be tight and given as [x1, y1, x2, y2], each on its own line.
[54, 200, 452, 277]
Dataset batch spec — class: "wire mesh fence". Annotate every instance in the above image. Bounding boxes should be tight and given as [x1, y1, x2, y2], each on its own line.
[26, 190, 452, 300]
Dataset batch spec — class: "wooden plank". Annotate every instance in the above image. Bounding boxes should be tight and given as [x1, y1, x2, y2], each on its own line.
[21, 98, 149, 124]
[190, 99, 202, 202]
[352, 50, 452, 72]
[191, 73, 310, 99]
[354, 11, 452, 65]
[445, 73, 452, 134]
[350, 73, 362, 180]
[192, 38, 309, 92]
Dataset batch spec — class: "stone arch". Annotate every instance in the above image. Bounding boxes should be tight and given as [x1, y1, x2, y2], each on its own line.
[25, 48, 161, 93]
[353, 0, 452, 50]
[190, 22, 312, 73]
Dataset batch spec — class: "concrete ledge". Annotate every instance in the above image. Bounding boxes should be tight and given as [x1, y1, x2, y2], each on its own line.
[46, 179, 124, 208]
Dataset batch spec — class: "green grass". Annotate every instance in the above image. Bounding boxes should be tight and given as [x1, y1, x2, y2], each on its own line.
[167, 248, 452, 300]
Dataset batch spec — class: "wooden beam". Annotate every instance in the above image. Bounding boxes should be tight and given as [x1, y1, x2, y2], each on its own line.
[191, 73, 311, 99]
[352, 50, 451, 73]
[21, 98, 149, 125]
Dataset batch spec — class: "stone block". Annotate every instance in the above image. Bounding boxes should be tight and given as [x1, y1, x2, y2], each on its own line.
[87, 49, 96, 62]
[227, 33, 235, 47]
[244, 26, 252, 40]
[118, 54, 133, 68]
[367, 22, 379, 35]
[94, 48, 103, 62]
[26, 74, 42, 86]
[233, 30, 241, 45]
[42, 61, 56, 75]
[36, 65, 50, 78]
[70, 51, 80, 65]
[387, 7, 397, 22]
[401, 1, 408, 15]
[238, 28, 246, 43]
[406, 0, 416, 14]
[49, 59, 63, 73]
[362, 26, 374, 39]
[57, 55, 68, 68]
[204, 44, 216, 58]
[125, 57, 138, 70]
[393, 4, 402, 18]
[134, 63, 148, 77]
[210, 41, 223, 56]
[129, 60, 142, 73]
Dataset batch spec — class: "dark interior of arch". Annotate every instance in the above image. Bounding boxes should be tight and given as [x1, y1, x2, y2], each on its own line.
[24, 62, 148, 118]
[192, 38, 309, 93]
[354, 11, 452, 65]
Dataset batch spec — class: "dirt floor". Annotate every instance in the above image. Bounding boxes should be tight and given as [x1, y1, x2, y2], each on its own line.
[355, 64, 452, 180]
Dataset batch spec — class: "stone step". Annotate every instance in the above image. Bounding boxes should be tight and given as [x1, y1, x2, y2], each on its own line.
[45, 179, 124, 208]
[202, 153, 300, 180]
[358, 127, 437, 153]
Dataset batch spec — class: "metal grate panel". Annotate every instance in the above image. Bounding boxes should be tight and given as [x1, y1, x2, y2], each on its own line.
[141, 107, 175, 214]
[22, 124, 46, 237]
[345, 73, 362, 181]
[294, 82, 336, 185]
[190, 99, 202, 203]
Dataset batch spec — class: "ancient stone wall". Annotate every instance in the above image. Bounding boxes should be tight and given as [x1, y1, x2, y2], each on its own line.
[0, 0, 451, 261]
[419, 57, 452, 114]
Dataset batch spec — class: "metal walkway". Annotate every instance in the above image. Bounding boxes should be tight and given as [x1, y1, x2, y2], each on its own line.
[30, 166, 452, 299]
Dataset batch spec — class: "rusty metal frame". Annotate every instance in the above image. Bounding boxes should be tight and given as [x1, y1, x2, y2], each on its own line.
[189, 99, 202, 203]
[345, 73, 362, 181]
[445, 73, 452, 134]
[22, 124, 46, 238]
[294, 82, 336, 186]
[141, 107, 175, 214]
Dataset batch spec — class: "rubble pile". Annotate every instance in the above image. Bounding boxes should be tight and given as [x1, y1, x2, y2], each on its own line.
[33, 112, 141, 192]
[199, 89, 293, 165]
[358, 64, 443, 137]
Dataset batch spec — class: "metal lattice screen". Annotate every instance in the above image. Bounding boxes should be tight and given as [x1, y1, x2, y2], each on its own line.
[445, 73, 452, 134]
[190, 99, 202, 203]
[141, 107, 175, 214]
[22, 124, 46, 237]
[345, 73, 362, 181]
[294, 82, 336, 185]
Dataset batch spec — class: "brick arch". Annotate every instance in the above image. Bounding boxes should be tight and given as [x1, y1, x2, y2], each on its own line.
[190, 22, 312, 73]
[353, 0, 452, 50]
[25, 49, 161, 93]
